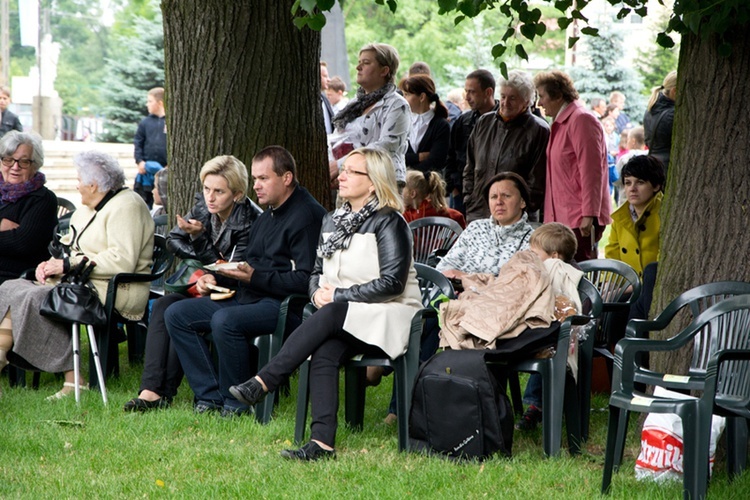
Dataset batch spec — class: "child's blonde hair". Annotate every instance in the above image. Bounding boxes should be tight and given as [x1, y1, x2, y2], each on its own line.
[530, 223, 577, 262]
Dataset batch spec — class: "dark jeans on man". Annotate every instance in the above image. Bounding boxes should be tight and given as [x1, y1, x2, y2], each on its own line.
[165, 295, 281, 411]
[257, 302, 384, 447]
[139, 293, 186, 399]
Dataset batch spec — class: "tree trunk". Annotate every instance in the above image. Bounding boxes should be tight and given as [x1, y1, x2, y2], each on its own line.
[161, 0, 332, 220]
[651, 29, 750, 374]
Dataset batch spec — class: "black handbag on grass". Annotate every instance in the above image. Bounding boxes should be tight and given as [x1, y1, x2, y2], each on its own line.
[40, 258, 107, 328]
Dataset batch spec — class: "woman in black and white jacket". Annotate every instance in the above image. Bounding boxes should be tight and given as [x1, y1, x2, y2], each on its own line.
[231, 147, 421, 460]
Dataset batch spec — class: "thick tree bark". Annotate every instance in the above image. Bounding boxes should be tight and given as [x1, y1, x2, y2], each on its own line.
[161, 0, 331, 220]
[651, 29, 750, 374]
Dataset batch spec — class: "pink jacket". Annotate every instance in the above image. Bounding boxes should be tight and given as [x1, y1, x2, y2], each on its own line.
[543, 100, 612, 228]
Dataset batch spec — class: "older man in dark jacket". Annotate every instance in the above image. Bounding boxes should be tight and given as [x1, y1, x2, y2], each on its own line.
[463, 70, 549, 223]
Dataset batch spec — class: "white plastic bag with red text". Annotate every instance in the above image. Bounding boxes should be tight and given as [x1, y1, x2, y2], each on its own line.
[634, 386, 726, 482]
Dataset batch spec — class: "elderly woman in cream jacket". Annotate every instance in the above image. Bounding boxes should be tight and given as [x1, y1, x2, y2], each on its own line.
[0, 151, 153, 399]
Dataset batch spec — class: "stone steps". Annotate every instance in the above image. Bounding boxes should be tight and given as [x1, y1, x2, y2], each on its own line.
[40, 141, 138, 208]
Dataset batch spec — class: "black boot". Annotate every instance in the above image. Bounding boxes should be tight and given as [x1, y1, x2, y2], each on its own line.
[229, 378, 266, 406]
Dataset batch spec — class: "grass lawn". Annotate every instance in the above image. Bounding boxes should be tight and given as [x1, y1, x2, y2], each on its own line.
[1, 347, 747, 499]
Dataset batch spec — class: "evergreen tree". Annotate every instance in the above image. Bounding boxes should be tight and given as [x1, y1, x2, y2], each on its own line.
[568, 23, 645, 124]
[99, 13, 164, 143]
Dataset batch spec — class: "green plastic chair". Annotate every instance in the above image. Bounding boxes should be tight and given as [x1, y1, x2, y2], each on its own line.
[602, 293, 750, 500]
[578, 259, 642, 441]
[408, 216, 463, 266]
[294, 263, 454, 451]
[505, 278, 602, 457]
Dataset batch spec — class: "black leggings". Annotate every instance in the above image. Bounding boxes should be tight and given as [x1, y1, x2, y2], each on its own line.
[139, 294, 186, 399]
[257, 302, 384, 447]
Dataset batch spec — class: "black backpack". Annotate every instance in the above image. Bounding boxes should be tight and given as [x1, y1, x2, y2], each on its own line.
[408, 349, 513, 460]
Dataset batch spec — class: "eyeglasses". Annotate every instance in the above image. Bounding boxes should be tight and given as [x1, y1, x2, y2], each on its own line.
[340, 166, 369, 177]
[1, 157, 34, 169]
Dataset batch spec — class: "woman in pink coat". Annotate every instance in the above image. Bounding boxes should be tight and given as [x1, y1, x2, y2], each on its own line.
[534, 71, 611, 261]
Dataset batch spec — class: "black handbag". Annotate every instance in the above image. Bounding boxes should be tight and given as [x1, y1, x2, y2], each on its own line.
[40, 258, 107, 328]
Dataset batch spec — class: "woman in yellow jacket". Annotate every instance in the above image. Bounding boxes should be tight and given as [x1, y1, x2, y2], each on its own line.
[605, 155, 665, 277]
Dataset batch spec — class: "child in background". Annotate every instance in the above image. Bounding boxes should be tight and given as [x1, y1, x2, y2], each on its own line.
[134, 87, 167, 209]
[0, 87, 23, 137]
[402, 169, 466, 228]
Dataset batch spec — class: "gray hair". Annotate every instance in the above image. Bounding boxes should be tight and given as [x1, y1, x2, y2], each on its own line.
[75, 150, 126, 192]
[498, 70, 535, 107]
[0, 131, 44, 171]
[359, 43, 400, 84]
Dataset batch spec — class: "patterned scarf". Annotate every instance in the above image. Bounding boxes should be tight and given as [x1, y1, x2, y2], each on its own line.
[317, 197, 380, 258]
[0, 171, 46, 204]
[332, 83, 396, 131]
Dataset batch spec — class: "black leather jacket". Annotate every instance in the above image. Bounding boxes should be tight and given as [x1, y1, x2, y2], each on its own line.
[309, 207, 412, 303]
[167, 193, 259, 263]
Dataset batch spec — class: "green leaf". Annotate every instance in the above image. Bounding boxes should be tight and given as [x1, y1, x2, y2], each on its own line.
[503, 27, 515, 40]
[718, 42, 732, 58]
[290, 0, 300, 16]
[292, 17, 308, 30]
[386, 0, 397, 13]
[571, 9, 588, 22]
[499, 61, 508, 80]
[580, 26, 599, 36]
[454, 15, 466, 25]
[634, 6, 647, 17]
[317, 0, 336, 11]
[515, 44, 528, 61]
[568, 36, 579, 49]
[300, 0, 317, 13]
[307, 12, 327, 31]
[520, 23, 537, 41]
[554, 0, 573, 11]
[656, 32, 675, 48]
[536, 23, 546, 36]
[438, 0, 458, 11]
[558, 17, 572, 29]
[529, 8, 542, 23]
[491, 43, 507, 59]
[616, 8, 630, 20]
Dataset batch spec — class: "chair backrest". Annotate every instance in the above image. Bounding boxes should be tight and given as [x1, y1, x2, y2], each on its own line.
[56, 197, 76, 219]
[249, 198, 264, 215]
[414, 263, 455, 307]
[577, 278, 603, 322]
[661, 282, 750, 376]
[681, 294, 750, 401]
[153, 213, 169, 237]
[579, 259, 642, 346]
[409, 216, 463, 266]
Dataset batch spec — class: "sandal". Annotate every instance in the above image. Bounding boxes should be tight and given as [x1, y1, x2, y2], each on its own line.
[46, 382, 89, 401]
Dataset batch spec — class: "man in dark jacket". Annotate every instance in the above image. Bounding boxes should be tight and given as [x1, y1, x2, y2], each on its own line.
[463, 70, 549, 223]
[444, 69, 498, 215]
[166, 146, 327, 417]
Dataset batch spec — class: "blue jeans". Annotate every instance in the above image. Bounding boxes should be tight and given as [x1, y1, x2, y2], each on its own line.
[523, 373, 542, 408]
[165, 296, 281, 411]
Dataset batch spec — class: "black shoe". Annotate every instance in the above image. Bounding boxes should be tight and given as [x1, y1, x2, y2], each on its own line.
[515, 405, 543, 431]
[280, 441, 336, 461]
[123, 396, 171, 412]
[229, 378, 266, 406]
[193, 401, 221, 414]
[220, 406, 252, 418]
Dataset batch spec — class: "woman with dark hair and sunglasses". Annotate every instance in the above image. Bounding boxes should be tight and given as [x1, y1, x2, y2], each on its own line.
[0, 131, 57, 284]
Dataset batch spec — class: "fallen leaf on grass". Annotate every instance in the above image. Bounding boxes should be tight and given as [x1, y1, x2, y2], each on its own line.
[155, 480, 165, 487]
[360, 448, 369, 454]
[43, 420, 84, 427]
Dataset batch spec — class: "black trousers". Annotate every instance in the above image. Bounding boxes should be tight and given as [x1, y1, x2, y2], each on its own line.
[257, 302, 384, 447]
[139, 294, 186, 399]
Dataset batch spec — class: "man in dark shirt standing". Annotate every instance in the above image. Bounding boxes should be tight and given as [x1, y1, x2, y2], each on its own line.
[133, 87, 167, 208]
[444, 70, 498, 215]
